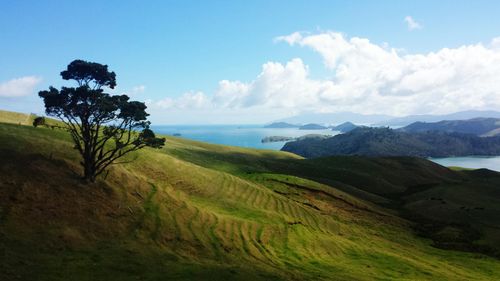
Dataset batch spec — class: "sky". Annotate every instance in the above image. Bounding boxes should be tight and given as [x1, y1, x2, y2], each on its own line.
[1, 0, 500, 124]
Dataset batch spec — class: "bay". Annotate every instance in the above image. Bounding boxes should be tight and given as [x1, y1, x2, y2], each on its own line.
[429, 156, 500, 172]
[152, 125, 337, 150]
[153, 125, 500, 171]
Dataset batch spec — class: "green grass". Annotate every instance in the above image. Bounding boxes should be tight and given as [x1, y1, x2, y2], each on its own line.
[448, 166, 475, 171]
[1, 111, 500, 280]
[0, 109, 36, 125]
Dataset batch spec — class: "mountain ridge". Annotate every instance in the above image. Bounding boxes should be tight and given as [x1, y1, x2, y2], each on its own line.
[378, 110, 500, 126]
[272, 110, 500, 127]
[400, 117, 500, 136]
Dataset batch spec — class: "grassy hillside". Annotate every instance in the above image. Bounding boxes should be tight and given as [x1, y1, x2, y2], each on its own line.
[1, 111, 500, 280]
[0, 109, 62, 127]
[0, 109, 37, 125]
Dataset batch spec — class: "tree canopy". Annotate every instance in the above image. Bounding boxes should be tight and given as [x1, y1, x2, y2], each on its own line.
[39, 59, 165, 182]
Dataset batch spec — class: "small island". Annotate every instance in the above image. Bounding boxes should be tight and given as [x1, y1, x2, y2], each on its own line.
[261, 136, 295, 143]
[299, 123, 327, 130]
[263, 122, 299, 128]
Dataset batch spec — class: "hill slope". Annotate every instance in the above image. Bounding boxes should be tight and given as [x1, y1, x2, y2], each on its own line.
[331, 122, 358, 133]
[0, 109, 37, 125]
[282, 127, 500, 158]
[1, 112, 500, 280]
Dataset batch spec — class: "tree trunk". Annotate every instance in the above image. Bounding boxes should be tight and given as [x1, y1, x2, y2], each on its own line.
[83, 158, 96, 183]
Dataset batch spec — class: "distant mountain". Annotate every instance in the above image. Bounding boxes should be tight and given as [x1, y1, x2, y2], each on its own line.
[276, 112, 393, 125]
[263, 122, 299, 128]
[272, 110, 500, 128]
[331, 122, 358, 133]
[299, 123, 327, 130]
[400, 118, 500, 137]
[282, 127, 500, 158]
[377, 110, 500, 127]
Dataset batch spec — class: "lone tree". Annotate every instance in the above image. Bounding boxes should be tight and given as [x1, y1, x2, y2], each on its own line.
[39, 60, 165, 182]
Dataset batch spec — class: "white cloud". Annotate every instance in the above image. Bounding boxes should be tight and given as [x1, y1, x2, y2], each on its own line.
[271, 31, 500, 115]
[149, 31, 500, 122]
[0, 76, 42, 98]
[214, 58, 330, 109]
[404, 16, 422, 30]
[150, 59, 334, 113]
[491, 37, 500, 49]
[119, 85, 146, 97]
[154, 91, 212, 109]
[273, 32, 303, 45]
[132, 85, 146, 94]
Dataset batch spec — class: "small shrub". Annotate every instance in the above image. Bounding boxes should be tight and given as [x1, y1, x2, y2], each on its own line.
[33, 116, 46, 127]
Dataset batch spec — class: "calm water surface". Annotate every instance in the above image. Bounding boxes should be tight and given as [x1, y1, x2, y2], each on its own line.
[152, 125, 337, 150]
[152, 125, 500, 171]
[429, 156, 500, 172]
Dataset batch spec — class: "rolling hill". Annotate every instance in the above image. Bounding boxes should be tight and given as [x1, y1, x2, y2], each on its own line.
[0, 109, 37, 125]
[1, 111, 500, 280]
[282, 127, 500, 158]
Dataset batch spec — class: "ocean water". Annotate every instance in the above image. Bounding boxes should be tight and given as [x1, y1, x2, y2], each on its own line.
[429, 156, 500, 172]
[152, 125, 337, 150]
[152, 125, 500, 171]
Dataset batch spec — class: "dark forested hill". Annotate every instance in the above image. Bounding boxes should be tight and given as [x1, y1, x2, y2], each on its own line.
[282, 127, 500, 158]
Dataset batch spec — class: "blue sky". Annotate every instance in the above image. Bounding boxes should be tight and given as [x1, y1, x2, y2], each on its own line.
[2, 0, 500, 124]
